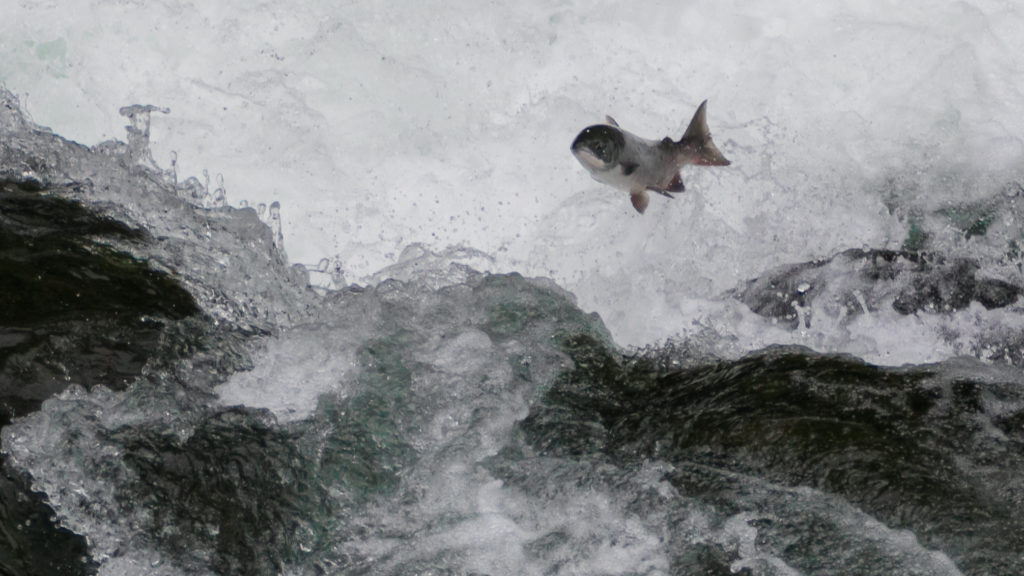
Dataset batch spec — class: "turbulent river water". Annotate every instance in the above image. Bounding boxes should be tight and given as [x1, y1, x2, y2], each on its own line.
[1, 88, 1023, 575]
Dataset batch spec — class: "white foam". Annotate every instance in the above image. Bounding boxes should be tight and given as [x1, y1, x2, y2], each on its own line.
[214, 325, 360, 422]
[6, 2, 1023, 367]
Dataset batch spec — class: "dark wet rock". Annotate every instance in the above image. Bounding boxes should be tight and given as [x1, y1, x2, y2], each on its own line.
[0, 90, 226, 575]
[0, 468, 96, 576]
[735, 248, 1022, 328]
[0, 87, 313, 576]
[112, 407, 332, 576]
[0, 181, 201, 423]
[0, 181, 207, 576]
[496, 336, 1024, 576]
[891, 257, 1021, 314]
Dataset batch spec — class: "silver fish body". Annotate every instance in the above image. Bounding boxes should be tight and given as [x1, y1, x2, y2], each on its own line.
[571, 100, 730, 213]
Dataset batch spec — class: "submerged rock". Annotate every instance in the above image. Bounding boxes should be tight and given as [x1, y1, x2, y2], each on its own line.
[735, 248, 1021, 329]
[0, 88, 304, 576]
[498, 338, 1024, 576]
[0, 179, 208, 576]
[0, 181, 201, 420]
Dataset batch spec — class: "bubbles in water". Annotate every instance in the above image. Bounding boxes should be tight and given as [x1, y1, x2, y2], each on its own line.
[211, 173, 227, 207]
[118, 104, 168, 170]
[269, 201, 283, 250]
[305, 256, 347, 293]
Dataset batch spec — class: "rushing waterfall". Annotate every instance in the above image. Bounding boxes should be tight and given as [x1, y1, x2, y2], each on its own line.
[1, 84, 1022, 575]
[3, 2, 1024, 574]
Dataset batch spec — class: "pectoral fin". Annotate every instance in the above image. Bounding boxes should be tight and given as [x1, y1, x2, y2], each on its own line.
[630, 189, 649, 214]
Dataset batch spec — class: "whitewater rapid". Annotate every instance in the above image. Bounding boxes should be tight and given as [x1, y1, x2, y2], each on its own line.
[5, 0, 1024, 352]
[2, 3, 1024, 574]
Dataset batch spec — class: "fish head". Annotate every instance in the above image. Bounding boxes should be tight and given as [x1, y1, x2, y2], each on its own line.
[571, 124, 624, 172]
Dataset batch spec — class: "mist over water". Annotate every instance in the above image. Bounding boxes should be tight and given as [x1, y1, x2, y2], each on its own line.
[1, 2, 1024, 575]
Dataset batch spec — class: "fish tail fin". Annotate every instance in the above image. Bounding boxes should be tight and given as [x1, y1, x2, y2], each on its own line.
[680, 100, 731, 166]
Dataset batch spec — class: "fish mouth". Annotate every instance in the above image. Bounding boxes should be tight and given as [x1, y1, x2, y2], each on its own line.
[572, 147, 609, 170]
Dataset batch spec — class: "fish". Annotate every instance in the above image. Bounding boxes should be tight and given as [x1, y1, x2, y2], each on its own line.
[570, 100, 731, 214]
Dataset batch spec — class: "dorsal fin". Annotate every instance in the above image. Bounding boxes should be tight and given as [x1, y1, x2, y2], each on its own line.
[681, 99, 710, 143]
[605, 115, 620, 127]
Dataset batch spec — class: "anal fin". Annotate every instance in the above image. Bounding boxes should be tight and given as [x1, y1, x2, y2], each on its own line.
[665, 172, 685, 193]
[646, 173, 684, 198]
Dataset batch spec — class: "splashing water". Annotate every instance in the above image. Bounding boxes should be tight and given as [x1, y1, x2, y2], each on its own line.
[1, 88, 1022, 575]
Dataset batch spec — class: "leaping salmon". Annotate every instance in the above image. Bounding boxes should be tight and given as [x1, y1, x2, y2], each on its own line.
[571, 100, 730, 213]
